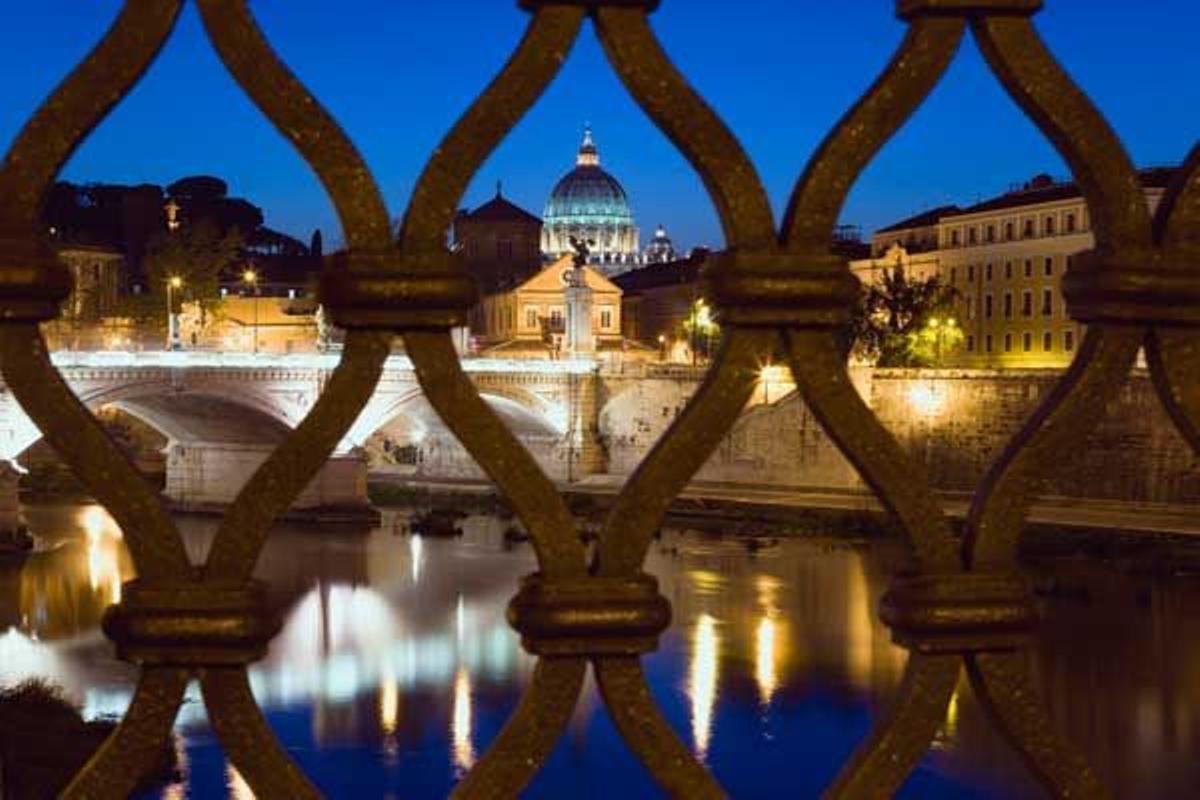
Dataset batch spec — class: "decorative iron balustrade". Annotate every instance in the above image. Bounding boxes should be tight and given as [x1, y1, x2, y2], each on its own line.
[0, 0, 1196, 797]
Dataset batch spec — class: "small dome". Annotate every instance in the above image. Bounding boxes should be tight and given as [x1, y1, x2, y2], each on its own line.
[644, 224, 676, 264]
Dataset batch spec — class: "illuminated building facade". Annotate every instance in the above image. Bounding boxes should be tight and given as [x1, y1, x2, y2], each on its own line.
[542, 128, 641, 275]
[471, 254, 624, 356]
[851, 168, 1175, 368]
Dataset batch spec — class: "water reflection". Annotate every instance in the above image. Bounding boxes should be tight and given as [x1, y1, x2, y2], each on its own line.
[451, 666, 475, 774]
[0, 504, 1197, 797]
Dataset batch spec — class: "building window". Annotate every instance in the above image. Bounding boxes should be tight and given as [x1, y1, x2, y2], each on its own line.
[986, 225, 996, 243]
[968, 227, 977, 245]
[949, 267, 957, 284]
[1064, 330, 1075, 352]
[966, 296, 975, 320]
[550, 308, 563, 326]
[1023, 332, 1032, 352]
[1024, 259, 1033, 278]
[1004, 333, 1013, 352]
[1044, 216, 1056, 236]
[1043, 331, 1053, 352]
[525, 307, 538, 328]
[1042, 289, 1053, 316]
[600, 309, 612, 330]
[1022, 291, 1032, 317]
[1065, 213, 1077, 233]
[986, 263, 993, 282]
[951, 229, 960, 246]
[986, 335, 993, 353]
[1005, 222, 1014, 241]
[1023, 219, 1035, 238]
[1044, 256, 1054, 276]
[1003, 292, 1013, 319]
[985, 294, 994, 319]
[967, 264, 976, 282]
[967, 334, 976, 352]
[1004, 261, 1013, 280]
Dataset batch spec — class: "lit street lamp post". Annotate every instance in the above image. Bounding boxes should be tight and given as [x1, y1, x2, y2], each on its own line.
[166, 275, 182, 350]
[243, 269, 259, 354]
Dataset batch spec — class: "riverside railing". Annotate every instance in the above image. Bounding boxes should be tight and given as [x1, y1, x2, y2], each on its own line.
[0, 1, 1196, 797]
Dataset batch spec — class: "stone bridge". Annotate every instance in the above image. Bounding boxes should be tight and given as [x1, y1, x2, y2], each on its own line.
[0, 351, 645, 514]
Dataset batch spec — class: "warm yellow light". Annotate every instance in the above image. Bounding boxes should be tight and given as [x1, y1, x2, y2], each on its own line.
[755, 616, 778, 706]
[929, 317, 941, 328]
[947, 318, 958, 328]
[168, 276, 183, 289]
[380, 672, 399, 736]
[451, 666, 475, 773]
[243, 269, 258, 285]
[689, 613, 719, 760]
[907, 383, 947, 417]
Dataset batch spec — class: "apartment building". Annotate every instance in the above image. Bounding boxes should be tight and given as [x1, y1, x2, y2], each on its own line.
[851, 168, 1175, 368]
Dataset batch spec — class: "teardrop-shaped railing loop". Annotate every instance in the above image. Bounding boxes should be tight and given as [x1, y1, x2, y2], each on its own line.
[965, 14, 1154, 568]
[591, 6, 777, 580]
[194, 0, 396, 582]
[398, 6, 589, 580]
[779, 16, 966, 573]
[0, 0, 190, 584]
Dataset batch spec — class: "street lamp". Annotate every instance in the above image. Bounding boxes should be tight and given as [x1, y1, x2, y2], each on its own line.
[243, 268, 259, 354]
[166, 275, 182, 350]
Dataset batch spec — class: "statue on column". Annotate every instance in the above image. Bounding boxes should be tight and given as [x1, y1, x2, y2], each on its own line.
[565, 237, 596, 355]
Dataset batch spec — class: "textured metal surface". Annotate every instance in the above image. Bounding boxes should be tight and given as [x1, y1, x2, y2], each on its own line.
[0, 0, 1194, 796]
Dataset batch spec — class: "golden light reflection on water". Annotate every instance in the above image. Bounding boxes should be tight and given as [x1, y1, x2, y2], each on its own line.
[83, 505, 124, 604]
[689, 613, 719, 759]
[380, 669, 399, 736]
[755, 616, 778, 707]
[452, 665, 475, 773]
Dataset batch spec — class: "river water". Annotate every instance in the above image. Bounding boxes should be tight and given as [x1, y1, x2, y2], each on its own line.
[2, 503, 1198, 798]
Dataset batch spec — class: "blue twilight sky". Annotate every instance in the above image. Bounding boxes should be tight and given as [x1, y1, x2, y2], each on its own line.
[1, 1, 1196, 252]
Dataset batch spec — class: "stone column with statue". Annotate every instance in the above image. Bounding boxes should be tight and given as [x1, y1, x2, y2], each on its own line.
[565, 236, 596, 356]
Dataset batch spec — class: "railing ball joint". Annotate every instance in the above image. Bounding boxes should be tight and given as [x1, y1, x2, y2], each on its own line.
[1062, 248, 1200, 327]
[879, 572, 1037, 654]
[705, 250, 861, 329]
[0, 237, 73, 321]
[507, 572, 671, 657]
[320, 249, 478, 330]
[102, 579, 281, 667]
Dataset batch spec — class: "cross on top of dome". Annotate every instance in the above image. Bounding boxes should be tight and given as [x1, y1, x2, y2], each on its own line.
[577, 125, 599, 167]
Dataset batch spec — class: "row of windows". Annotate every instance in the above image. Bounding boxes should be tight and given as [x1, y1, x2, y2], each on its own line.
[946, 210, 1084, 248]
[965, 330, 1076, 354]
[967, 288, 1059, 320]
[951, 255, 1063, 285]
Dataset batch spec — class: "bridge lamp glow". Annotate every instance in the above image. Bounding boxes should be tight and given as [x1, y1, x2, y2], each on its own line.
[242, 269, 257, 285]
[168, 276, 182, 289]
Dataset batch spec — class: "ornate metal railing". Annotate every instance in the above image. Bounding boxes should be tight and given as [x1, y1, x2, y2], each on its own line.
[0, 0, 1195, 796]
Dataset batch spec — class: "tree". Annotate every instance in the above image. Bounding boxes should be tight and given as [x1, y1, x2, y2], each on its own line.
[120, 221, 243, 326]
[849, 263, 959, 367]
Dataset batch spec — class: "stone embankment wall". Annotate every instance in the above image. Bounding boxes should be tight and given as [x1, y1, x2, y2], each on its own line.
[598, 368, 1200, 506]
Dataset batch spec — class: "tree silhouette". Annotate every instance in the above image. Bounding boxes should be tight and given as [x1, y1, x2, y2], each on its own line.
[120, 220, 243, 327]
[849, 263, 958, 367]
